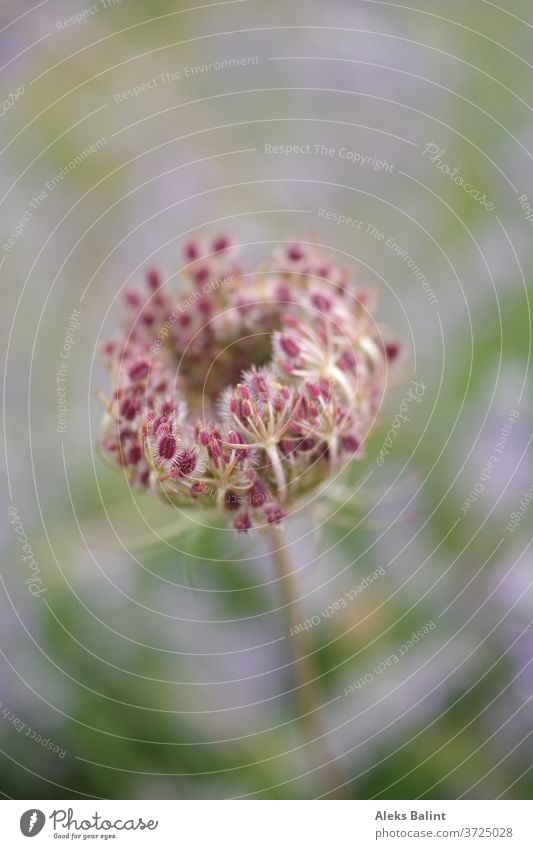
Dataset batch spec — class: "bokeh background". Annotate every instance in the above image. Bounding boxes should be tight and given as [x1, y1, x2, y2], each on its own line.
[1, 0, 532, 799]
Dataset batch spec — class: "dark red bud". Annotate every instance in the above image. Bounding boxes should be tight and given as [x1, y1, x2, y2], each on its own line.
[385, 341, 400, 361]
[173, 450, 197, 476]
[128, 444, 142, 465]
[287, 243, 303, 262]
[158, 434, 177, 460]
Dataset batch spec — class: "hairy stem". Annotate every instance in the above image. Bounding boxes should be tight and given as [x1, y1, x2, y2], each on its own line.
[268, 525, 350, 799]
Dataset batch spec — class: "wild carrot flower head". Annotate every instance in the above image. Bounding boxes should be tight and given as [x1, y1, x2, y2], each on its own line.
[99, 238, 401, 531]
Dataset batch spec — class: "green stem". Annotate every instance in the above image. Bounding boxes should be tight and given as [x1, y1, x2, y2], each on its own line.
[268, 525, 350, 799]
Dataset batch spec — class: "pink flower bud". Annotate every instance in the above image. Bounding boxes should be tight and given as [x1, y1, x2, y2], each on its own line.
[338, 349, 357, 371]
[146, 268, 161, 290]
[123, 289, 141, 309]
[158, 434, 177, 461]
[280, 335, 300, 357]
[250, 480, 269, 508]
[142, 412, 157, 437]
[128, 361, 150, 382]
[207, 432, 222, 459]
[385, 341, 400, 361]
[119, 397, 139, 421]
[197, 295, 213, 315]
[276, 284, 291, 302]
[184, 241, 200, 261]
[234, 512, 252, 533]
[194, 267, 209, 285]
[191, 481, 209, 496]
[141, 310, 155, 326]
[101, 341, 117, 357]
[213, 235, 229, 253]
[305, 381, 322, 399]
[341, 434, 360, 453]
[311, 293, 331, 311]
[160, 401, 176, 416]
[128, 444, 142, 465]
[172, 449, 197, 477]
[265, 504, 285, 525]
[198, 428, 210, 447]
[287, 243, 304, 262]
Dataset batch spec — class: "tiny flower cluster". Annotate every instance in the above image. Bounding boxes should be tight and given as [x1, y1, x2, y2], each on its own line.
[99, 238, 401, 531]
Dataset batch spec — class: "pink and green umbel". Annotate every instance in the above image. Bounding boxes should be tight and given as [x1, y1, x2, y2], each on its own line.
[98, 237, 401, 531]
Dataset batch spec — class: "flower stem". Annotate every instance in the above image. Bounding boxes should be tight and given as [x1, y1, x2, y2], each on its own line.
[266, 445, 287, 501]
[267, 525, 350, 799]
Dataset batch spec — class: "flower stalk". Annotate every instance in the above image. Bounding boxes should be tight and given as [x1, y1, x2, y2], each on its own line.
[268, 526, 350, 799]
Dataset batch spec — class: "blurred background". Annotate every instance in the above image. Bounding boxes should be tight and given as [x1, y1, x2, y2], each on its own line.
[1, 0, 532, 799]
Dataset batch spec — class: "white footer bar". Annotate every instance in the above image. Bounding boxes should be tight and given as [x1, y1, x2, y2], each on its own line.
[1, 799, 531, 848]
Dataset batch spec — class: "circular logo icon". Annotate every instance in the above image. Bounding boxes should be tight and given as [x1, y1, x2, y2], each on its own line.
[20, 810, 46, 837]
